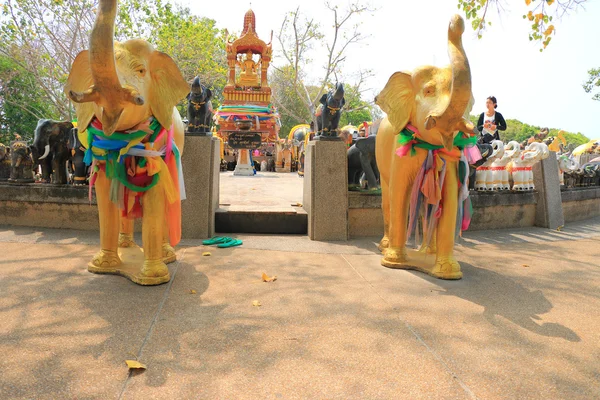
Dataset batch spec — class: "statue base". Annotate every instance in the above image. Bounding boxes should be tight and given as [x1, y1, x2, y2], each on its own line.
[233, 163, 255, 176]
[314, 135, 341, 141]
[8, 178, 34, 183]
[381, 248, 462, 280]
[186, 131, 212, 137]
[87, 246, 171, 286]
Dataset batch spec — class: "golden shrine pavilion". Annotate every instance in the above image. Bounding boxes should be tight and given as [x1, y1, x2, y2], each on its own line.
[215, 9, 280, 141]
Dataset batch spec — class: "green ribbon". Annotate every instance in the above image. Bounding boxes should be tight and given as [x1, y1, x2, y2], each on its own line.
[398, 127, 477, 156]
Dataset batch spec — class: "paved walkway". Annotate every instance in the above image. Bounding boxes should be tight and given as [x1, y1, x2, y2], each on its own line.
[219, 171, 304, 209]
[1, 219, 600, 399]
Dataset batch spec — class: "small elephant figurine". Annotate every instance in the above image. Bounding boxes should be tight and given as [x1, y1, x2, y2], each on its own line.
[30, 119, 74, 184]
[510, 142, 549, 190]
[347, 135, 379, 190]
[186, 76, 213, 135]
[66, 127, 89, 185]
[490, 141, 520, 190]
[0, 143, 11, 181]
[316, 82, 345, 139]
[8, 140, 35, 183]
[474, 140, 504, 191]
[375, 15, 475, 280]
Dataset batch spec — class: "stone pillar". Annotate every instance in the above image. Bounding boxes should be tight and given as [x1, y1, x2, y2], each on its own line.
[234, 149, 255, 176]
[533, 152, 564, 229]
[181, 135, 220, 239]
[303, 140, 348, 240]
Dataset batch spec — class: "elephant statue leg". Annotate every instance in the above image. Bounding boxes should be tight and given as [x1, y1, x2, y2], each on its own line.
[140, 185, 170, 283]
[119, 217, 136, 247]
[382, 151, 427, 267]
[359, 151, 379, 189]
[89, 171, 121, 270]
[378, 174, 391, 252]
[431, 161, 462, 279]
[162, 216, 177, 264]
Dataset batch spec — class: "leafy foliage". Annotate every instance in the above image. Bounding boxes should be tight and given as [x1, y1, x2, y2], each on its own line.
[457, 0, 584, 50]
[0, 56, 58, 145]
[468, 114, 589, 146]
[583, 68, 600, 101]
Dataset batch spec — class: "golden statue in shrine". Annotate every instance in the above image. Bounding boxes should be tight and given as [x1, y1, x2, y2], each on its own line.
[224, 9, 273, 98]
[236, 50, 261, 87]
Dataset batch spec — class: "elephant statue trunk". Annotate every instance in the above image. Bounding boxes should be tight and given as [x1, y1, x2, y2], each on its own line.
[68, 0, 143, 135]
[425, 15, 472, 151]
[333, 82, 344, 101]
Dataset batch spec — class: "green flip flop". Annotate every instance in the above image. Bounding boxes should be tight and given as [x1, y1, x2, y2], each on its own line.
[217, 238, 243, 248]
[202, 236, 230, 245]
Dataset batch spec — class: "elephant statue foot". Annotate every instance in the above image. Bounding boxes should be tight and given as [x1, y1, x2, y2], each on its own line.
[378, 236, 390, 253]
[118, 233, 136, 248]
[162, 242, 177, 264]
[88, 249, 122, 271]
[381, 247, 408, 267]
[431, 256, 462, 280]
[381, 247, 462, 280]
[141, 259, 170, 281]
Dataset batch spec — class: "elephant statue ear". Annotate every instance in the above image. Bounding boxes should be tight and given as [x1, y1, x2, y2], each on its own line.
[319, 93, 328, 106]
[148, 51, 189, 129]
[375, 72, 415, 132]
[64, 50, 95, 131]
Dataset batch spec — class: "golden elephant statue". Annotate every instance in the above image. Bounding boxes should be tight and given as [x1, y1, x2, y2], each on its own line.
[64, 0, 189, 285]
[375, 15, 479, 280]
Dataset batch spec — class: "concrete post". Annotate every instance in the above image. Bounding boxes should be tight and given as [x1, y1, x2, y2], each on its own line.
[181, 135, 220, 239]
[303, 140, 348, 240]
[533, 151, 564, 229]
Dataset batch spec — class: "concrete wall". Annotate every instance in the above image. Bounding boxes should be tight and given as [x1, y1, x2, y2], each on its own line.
[347, 190, 539, 238]
[561, 187, 600, 223]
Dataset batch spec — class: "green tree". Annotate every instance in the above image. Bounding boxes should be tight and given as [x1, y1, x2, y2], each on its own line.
[583, 68, 600, 101]
[0, 56, 58, 144]
[339, 82, 374, 127]
[457, 0, 584, 50]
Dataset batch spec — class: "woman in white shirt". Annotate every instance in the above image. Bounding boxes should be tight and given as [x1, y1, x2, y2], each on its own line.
[477, 96, 507, 143]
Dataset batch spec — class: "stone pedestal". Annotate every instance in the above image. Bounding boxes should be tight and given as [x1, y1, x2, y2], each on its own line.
[181, 135, 220, 239]
[303, 140, 348, 240]
[533, 152, 564, 229]
[234, 149, 255, 176]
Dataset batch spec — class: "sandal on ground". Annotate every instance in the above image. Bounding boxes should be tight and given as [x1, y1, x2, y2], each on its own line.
[217, 239, 243, 248]
[202, 236, 230, 245]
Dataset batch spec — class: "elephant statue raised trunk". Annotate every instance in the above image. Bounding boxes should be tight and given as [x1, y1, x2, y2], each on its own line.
[64, 0, 189, 285]
[374, 14, 477, 280]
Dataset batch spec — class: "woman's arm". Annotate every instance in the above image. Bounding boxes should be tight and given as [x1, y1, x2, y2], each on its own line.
[495, 112, 507, 131]
[477, 113, 484, 133]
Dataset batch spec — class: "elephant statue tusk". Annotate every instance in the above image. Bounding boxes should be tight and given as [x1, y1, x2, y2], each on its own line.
[38, 144, 51, 160]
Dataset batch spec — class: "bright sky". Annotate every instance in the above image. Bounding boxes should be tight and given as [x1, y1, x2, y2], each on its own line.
[184, 0, 600, 138]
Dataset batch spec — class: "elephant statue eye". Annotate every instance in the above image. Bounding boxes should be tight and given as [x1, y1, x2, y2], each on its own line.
[423, 86, 435, 97]
[137, 68, 146, 76]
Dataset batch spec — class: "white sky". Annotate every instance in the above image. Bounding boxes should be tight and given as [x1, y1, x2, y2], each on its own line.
[184, 0, 600, 138]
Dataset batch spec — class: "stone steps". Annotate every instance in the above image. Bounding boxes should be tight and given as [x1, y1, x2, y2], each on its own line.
[215, 205, 308, 234]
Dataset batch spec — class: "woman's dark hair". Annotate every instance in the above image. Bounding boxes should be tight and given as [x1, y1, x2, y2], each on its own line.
[487, 96, 498, 109]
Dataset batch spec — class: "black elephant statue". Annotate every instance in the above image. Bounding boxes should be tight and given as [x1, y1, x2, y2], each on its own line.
[316, 82, 345, 139]
[8, 140, 34, 183]
[347, 135, 379, 190]
[30, 119, 74, 184]
[0, 143, 11, 181]
[66, 127, 88, 185]
[186, 76, 213, 135]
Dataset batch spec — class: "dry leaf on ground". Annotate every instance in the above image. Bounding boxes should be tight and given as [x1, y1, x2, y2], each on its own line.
[125, 360, 147, 370]
[202, 252, 211, 256]
[262, 272, 277, 282]
[522, 264, 530, 268]
[189, 289, 197, 294]
[252, 300, 261, 307]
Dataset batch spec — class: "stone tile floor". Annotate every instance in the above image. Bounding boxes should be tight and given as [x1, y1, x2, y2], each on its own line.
[1, 218, 599, 399]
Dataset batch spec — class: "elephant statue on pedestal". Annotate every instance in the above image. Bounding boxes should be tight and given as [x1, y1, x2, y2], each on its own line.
[0, 143, 11, 181]
[8, 140, 34, 183]
[65, 0, 189, 286]
[30, 119, 74, 184]
[375, 15, 476, 280]
[509, 142, 549, 190]
[315, 82, 345, 139]
[186, 76, 213, 135]
[474, 140, 504, 191]
[347, 135, 379, 190]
